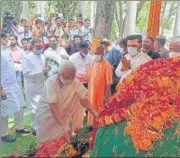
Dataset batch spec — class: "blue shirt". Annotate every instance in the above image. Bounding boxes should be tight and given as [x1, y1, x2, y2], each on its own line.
[104, 48, 123, 68]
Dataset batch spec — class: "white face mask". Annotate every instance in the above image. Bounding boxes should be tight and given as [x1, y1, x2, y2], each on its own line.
[59, 76, 74, 85]
[127, 47, 139, 57]
[169, 52, 180, 58]
[81, 53, 87, 57]
[93, 55, 102, 62]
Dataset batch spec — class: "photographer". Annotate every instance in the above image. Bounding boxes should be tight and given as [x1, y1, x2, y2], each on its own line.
[2, 11, 15, 34]
[10, 19, 31, 47]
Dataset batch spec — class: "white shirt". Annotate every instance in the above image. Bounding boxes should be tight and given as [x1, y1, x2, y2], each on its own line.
[69, 29, 80, 40]
[69, 52, 93, 76]
[22, 52, 45, 77]
[80, 26, 90, 41]
[12, 26, 25, 47]
[115, 52, 152, 82]
[44, 47, 69, 62]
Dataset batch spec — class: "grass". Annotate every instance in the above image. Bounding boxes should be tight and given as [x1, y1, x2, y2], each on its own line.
[1, 108, 37, 157]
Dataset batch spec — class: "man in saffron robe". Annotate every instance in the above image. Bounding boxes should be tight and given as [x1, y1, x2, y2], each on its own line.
[87, 46, 113, 125]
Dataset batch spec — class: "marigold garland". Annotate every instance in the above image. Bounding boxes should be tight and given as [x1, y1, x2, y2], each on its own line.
[147, 0, 162, 39]
[92, 57, 180, 152]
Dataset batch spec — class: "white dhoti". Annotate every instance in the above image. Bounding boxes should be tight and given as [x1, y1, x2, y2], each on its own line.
[24, 73, 45, 130]
[1, 83, 24, 117]
[1, 83, 25, 137]
[36, 100, 65, 144]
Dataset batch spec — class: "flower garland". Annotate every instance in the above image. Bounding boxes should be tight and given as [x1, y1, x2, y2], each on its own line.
[35, 136, 67, 157]
[35, 126, 93, 157]
[91, 58, 180, 152]
[147, 0, 162, 39]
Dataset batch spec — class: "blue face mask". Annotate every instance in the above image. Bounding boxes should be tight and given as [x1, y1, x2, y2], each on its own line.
[34, 49, 43, 55]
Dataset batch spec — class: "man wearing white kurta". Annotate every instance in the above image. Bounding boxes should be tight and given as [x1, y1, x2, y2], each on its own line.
[69, 41, 92, 78]
[115, 35, 152, 82]
[22, 39, 46, 135]
[36, 60, 98, 144]
[1, 48, 30, 143]
[44, 36, 69, 61]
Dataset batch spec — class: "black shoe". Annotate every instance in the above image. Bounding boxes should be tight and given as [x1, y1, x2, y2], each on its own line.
[32, 129, 36, 136]
[1, 135, 16, 143]
[16, 128, 31, 134]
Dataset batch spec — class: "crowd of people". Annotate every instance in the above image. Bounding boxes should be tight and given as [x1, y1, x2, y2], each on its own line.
[1, 13, 178, 145]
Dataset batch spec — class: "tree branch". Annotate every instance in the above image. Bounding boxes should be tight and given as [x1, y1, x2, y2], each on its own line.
[136, 0, 145, 20]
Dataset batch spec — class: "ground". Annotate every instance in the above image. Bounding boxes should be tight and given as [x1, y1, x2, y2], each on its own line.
[1, 108, 37, 157]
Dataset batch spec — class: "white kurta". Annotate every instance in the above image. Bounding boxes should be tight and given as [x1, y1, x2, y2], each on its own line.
[69, 52, 93, 76]
[44, 47, 69, 62]
[115, 52, 152, 82]
[36, 75, 87, 144]
[1, 49, 24, 117]
[22, 52, 46, 115]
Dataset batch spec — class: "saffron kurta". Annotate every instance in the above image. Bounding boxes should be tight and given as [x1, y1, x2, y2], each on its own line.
[87, 59, 113, 124]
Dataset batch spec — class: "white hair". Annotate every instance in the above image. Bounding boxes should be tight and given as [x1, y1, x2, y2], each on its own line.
[58, 59, 76, 74]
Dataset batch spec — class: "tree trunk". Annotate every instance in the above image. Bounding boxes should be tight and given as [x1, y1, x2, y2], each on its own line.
[94, 1, 116, 39]
[136, 0, 145, 20]
[173, 1, 180, 37]
[160, 2, 167, 35]
[114, 2, 120, 33]
[78, 1, 84, 19]
[91, 1, 94, 28]
[120, 14, 127, 38]
[124, 1, 137, 37]
[22, 1, 29, 21]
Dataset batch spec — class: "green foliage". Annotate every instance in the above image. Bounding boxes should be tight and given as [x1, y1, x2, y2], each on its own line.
[136, 1, 150, 34]
[51, 0, 79, 20]
[29, 1, 36, 18]
[160, 1, 177, 34]
[1, 109, 37, 157]
[110, 17, 119, 40]
[84, 1, 91, 19]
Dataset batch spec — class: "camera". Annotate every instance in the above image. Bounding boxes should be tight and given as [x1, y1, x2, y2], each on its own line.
[2, 11, 15, 34]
